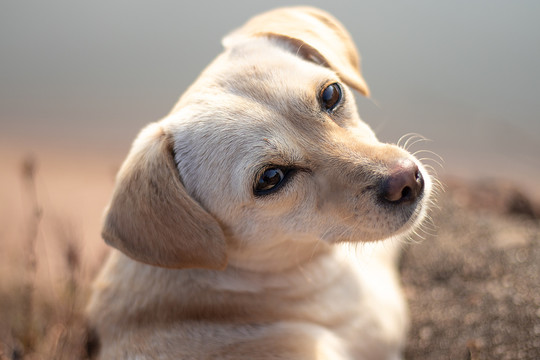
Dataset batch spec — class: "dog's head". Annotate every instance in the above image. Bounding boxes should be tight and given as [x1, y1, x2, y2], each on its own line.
[102, 7, 432, 271]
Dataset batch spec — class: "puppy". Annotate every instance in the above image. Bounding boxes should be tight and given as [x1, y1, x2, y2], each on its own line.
[87, 7, 432, 360]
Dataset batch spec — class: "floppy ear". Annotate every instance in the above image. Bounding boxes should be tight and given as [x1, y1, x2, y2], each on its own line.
[223, 6, 370, 96]
[102, 122, 227, 270]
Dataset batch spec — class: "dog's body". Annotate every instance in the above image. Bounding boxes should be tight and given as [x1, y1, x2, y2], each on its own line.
[87, 7, 432, 359]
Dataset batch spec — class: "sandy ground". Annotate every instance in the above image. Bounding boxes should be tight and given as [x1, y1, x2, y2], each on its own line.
[403, 178, 540, 359]
[0, 144, 538, 359]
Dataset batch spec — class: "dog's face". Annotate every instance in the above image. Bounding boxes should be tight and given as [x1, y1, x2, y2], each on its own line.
[102, 7, 432, 271]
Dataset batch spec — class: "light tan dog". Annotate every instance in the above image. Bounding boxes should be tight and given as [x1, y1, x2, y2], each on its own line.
[86, 7, 432, 360]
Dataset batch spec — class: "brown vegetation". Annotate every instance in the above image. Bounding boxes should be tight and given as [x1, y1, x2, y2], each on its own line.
[0, 156, 91, 360]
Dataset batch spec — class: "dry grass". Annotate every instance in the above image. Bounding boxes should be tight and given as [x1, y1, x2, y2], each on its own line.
[1, 156, 85, 359]
[0, 151, 112, 360]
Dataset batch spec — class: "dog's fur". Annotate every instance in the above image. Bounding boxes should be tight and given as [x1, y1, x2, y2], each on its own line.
[87, 7, 432, 360]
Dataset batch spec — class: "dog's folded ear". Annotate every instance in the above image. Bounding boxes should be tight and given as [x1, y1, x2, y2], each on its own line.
[102, 122, 227, 270]
[223, 6, 370, 97]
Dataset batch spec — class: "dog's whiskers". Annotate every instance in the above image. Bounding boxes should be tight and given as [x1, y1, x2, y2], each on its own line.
[422, 163, 441, 174]
[397, 133, 417, 149]
[413, 149, 444, 163]
[397, 133, 430, 151]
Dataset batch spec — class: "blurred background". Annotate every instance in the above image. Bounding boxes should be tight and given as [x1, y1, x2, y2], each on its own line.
[1, 1, 539, 359]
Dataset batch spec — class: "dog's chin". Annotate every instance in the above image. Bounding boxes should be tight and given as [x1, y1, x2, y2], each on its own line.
[386, 198, 428, 240]
[337, 189, 430, 244]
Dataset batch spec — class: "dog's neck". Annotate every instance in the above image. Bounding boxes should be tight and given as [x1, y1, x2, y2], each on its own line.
[192, 250, 346, 298]
[225, 236, 335, 273]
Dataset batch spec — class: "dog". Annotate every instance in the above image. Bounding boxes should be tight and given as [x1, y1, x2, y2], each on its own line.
[86, 6, 432, 359]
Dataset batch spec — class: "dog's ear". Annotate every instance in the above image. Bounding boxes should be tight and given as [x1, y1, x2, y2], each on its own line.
[223, 6, 370, 96]
[102, 122, 227, 270]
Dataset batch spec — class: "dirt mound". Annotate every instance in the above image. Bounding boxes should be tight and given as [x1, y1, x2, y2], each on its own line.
[402, 179, 540, 359]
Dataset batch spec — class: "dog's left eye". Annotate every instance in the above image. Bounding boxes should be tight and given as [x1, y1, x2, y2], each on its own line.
[320, 83, 343, 112]
[254, 167, 289, 195]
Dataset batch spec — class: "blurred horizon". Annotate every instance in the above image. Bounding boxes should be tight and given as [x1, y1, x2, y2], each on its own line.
[1, 0, 539, 197]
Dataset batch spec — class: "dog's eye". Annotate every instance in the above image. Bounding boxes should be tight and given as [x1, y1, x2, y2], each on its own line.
[254, 167, 287, 195]
[320, 83, 342, 112]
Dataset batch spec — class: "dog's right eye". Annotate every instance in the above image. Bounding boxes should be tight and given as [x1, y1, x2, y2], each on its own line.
[254, 167, 289, 196]
[320, 83, 343, 112]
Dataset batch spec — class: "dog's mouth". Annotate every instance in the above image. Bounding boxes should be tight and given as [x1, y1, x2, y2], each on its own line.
[347, 161, 430, 242]
[317, 163, 431, 244]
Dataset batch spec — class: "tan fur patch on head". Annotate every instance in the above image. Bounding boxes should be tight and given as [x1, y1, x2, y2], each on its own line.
[223, 6, 370, 96]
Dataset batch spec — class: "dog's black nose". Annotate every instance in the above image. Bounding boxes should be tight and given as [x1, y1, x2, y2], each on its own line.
[381, 159, 424, 204]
